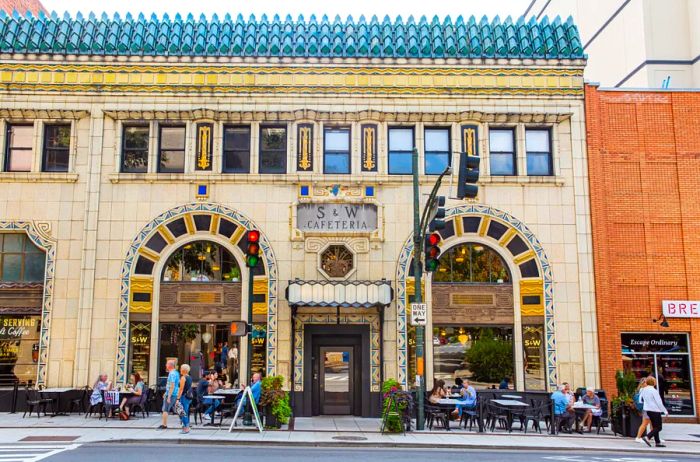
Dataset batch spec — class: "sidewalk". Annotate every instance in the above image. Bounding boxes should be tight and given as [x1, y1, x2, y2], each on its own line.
[2, 413, 699, 455]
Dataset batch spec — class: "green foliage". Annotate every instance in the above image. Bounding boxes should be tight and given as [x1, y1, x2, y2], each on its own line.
[178, 324, 199, 342]
[260, 375, 292, 426]
[612, 370, 640, 416]
[464, 333, 513, 382]
[382, 379, 408, 433]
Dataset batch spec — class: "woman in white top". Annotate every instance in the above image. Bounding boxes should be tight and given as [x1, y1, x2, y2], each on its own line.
[639, 376, 668, 448]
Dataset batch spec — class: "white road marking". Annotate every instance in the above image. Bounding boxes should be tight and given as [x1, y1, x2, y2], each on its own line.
[0, 444, 80, 462]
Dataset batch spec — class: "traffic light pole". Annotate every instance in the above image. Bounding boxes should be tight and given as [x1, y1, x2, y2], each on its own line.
[412, 148, 452, 431]
[243, 264, 255, 426]
[411, 148, 426, 430]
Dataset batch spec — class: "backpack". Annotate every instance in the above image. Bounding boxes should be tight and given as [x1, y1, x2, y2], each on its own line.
[633, 392, 644, 412]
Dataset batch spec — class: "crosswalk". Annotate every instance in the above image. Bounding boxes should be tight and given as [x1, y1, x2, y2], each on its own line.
[0, 444, 80, 462]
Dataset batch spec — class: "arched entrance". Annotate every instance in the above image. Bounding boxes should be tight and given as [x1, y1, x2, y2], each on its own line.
[395, 204, 556, 391]
[116, 203, 278, 386]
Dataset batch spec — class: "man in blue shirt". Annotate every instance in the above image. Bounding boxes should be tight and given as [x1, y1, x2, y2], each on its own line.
[551, 384, 574, 433]
[159, 360, 180, 429]
[452, 379, 477, 417]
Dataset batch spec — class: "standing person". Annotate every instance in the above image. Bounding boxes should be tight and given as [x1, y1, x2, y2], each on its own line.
[159, 359, 180, 430]
[634, 377, 653, 444]
[228, 343, 239, 387]
[176, 364, 192, 434]
[640, 376, 668, 448]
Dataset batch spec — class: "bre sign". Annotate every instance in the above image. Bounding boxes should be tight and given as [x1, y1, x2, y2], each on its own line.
[297, 203, 378, 233]
[410, 303, 427, 326]
[662, 300, 700, 318]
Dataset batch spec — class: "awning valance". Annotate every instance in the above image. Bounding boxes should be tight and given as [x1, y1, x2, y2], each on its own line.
[286, 280, 393, 308]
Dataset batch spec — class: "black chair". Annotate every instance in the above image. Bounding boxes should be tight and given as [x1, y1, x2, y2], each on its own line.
[521, 402, 551, 433]
[69, 386, 90, 415]
[485, 402, 512, 432]
[594, 399, 610, 434]
[425, 405, 449, 430]
[459, 397, 481, 431]
[145, 387, 157, 416]
[129, 388, 150, 418]
[531, 398, 552, 432]
[23, 386, 52, 418]
[189, 389, 204, 425]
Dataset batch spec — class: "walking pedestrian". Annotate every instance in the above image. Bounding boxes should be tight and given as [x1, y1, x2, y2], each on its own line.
[159, 359, 180, 430]
[176, 364, 192, 434]
[639, 376, 668, 448]
[634, 377, 653, 444]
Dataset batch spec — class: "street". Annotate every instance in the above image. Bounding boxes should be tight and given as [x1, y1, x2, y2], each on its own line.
[22, 444, 700, 462]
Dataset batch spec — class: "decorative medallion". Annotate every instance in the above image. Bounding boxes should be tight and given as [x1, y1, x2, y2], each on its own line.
[461, 124, 478, 157]
[319, 245, 355, 279]
[297, 123, 314, 172]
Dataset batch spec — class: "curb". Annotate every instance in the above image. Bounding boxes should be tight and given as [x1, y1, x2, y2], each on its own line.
[91, 438, 700, 456]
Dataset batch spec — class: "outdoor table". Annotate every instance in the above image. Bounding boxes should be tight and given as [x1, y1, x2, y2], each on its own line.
[212, 389, 240, 396]
[491, 399, 530, 433]
[501, 394, 523, 400]
[433, 398, 462, 431]
[202, 395, 225, 426]
[38, 388, 77, 416]
[572, 403, 597, 432]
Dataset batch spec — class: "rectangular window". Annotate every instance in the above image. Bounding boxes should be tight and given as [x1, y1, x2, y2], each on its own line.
[0, 233, 46, 282]
[42, 124, 71, 172]
[158, 125, 186, 173]
[489, 128, 516, 176]
[424, 127, 450, 175]
[526, 128, 553, 176]
[121, 125, 150, 173]
[4, 124, 33, 172]
[222, 125, 251, 173]
[388, 127, 414, 175]
[323, 127, 351, 174]
[259, 126, 287, 174]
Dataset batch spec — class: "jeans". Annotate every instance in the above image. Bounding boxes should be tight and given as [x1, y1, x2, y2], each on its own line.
[646, 411, 663, 444]
[179, 397, 191, 428]
[455, 401, 476, 417]
[203, 398, 220, 421]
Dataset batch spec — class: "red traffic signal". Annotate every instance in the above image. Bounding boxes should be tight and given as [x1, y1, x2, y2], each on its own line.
[246, 230, 261, 268]
[425, 232, 442, 272]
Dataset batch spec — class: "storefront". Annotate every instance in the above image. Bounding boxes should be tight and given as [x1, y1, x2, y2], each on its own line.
[621, 333, 695, 416]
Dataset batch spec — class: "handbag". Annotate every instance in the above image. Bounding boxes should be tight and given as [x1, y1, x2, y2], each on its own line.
[174, 399, 185, 417]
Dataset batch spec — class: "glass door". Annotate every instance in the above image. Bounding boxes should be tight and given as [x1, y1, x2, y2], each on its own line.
[320, 347, 353, 415]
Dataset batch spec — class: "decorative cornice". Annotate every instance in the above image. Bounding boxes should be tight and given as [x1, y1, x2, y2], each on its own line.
[0, 108, 89, 119]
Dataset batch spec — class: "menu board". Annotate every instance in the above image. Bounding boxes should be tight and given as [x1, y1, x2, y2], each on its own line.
[250, 323, 267, 375]
[129, 322, 151, 383]
[0, 315, 40, 386]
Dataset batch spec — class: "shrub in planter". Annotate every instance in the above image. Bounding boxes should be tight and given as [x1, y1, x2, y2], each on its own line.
[381, 379, 413, 433]
[611, 370, 642, 437]
[259, 375, 292, 429]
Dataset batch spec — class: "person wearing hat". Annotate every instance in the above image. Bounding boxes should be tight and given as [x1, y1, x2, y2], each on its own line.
[580, 387, 602, 432]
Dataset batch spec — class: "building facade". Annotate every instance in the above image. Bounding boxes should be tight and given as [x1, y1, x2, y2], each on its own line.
[525, 0, 700, 88]
[585, 84, 700, 421]
[0, 12, 597, 416]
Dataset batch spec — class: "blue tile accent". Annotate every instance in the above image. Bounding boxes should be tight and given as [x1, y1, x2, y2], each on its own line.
[197, 184, 208, 196]
[300, 185, 309, 196]
[364, 186, 374, 197]
[0, 12, 584, 60]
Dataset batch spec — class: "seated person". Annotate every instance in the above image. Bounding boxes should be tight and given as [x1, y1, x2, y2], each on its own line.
[499, 377, 511, 390]
[580, 387, 602, 432]
[428, 380, 447, 404]
[118, 373, 145, 418]
[239, 372, 263, 409]
[451, 379, 477, 417]
[202, 373, 222, 423]
[452, 377, 465, 393]
[551, 384, 575, 433]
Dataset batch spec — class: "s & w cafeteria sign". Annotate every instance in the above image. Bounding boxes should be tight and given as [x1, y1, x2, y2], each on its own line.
[662, 300, 700, 318]
[297, 203, 378, 233]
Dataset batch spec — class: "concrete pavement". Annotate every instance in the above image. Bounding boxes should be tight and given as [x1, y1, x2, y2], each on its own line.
[1, 413, 700, 456]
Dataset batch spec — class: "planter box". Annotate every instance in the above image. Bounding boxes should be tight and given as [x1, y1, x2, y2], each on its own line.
[612, 406, 643, 437]
[264, 405, 281, 429]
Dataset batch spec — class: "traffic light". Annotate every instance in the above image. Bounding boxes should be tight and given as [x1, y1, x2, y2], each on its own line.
[425, 232, 442, 272]
[428, 196, 446, 232]
[457, 151, 480, 199]
[245, 230, 260, 268]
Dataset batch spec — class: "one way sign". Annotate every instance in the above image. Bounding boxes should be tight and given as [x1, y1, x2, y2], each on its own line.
[410, 303, 427, 326]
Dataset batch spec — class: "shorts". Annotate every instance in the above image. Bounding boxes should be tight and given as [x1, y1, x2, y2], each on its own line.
[162, 396, 177, 413]
[642, 411, 649, 419]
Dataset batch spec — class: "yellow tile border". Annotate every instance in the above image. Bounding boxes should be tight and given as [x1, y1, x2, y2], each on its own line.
[230, 225, 246, 246]
[498, 228, 517, 247]
[183, 213, 196, 235]
[137, 247, 160, 262]
[514, 250, 536, 265]
[157, 225, 175, 245]
[477, 217, 490, 237]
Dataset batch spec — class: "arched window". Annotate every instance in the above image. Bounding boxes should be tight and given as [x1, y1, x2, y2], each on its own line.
[432, 243, 511, 283]
[162, 241, 240, 282]
[0, 233, 45, 282]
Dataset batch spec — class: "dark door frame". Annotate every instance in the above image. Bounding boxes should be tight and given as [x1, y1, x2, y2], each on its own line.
[302, 324, 371, 417]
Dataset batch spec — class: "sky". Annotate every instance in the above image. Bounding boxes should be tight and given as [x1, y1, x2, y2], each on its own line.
[41, 0, 532, 20]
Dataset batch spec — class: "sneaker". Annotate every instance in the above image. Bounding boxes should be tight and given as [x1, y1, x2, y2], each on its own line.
[635, 438, 645, 444]
[655, 444, 666, 448]
[641, 436, 652, 447]
[660, 439, 666, 443]
[157, 425, 167, 430]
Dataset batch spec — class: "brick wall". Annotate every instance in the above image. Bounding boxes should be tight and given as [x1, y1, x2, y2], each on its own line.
[585, 84, 700, 421]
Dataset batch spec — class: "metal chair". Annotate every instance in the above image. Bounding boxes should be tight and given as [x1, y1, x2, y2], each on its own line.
[129, 388, 150, 418]
[69, 386, 90, 415]
[23, 386, 52, 418]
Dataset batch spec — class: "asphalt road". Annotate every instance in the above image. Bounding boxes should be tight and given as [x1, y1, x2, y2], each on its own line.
[38, 444, 700, 462]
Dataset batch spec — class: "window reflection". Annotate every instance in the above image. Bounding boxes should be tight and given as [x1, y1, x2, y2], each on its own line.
[432, 243, 510, 283]
[162, 241, 240, 282]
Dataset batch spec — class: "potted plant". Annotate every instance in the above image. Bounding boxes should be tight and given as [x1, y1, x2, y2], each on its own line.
[259, 375, 292, 429]
[381, 379, 413, 433]
[611, 370, 642, 437]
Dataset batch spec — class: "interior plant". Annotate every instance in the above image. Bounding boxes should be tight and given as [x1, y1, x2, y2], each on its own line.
[259, 375, 292, 429]
[381, 379, 413, 433]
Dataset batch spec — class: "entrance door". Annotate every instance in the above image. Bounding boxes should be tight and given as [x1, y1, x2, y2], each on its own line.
[319, 346, 354, 415]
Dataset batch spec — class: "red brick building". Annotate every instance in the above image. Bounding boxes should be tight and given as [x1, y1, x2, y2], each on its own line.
[586, 84, 700, 421]
[0, 0, 45, 15]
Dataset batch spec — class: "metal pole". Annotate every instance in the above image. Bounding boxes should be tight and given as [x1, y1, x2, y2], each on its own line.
[412, 147, 426, 430]
[243, 265, 255, 426]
